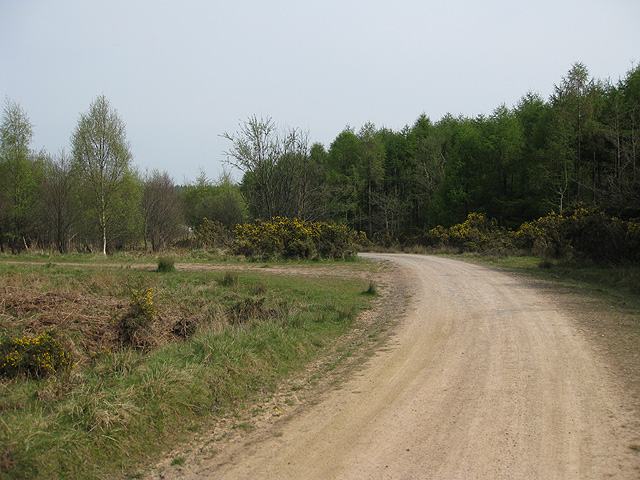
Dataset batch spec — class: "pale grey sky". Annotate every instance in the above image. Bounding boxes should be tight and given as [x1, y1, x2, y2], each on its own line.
[1, 0, 639, 184]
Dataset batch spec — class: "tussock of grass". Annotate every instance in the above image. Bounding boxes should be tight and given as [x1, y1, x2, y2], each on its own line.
[156, 256, 176, 273]
[219, 270, 239, 287]
[363, 280, 378, 296]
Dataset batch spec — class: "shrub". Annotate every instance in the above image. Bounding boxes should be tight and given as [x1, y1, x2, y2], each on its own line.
[0, 331, 72, 379]
[194, 218, 233, 248]
[515, 211, 571, 259]
[232, 217, 358, 260]
[427, 213, 512, 253]
[515, 205, 637, 263]
[129, 287, 158, 320]
[627, 220, 640, 262]
[315, 223, 358, 259]
[117, 287, 158, 346]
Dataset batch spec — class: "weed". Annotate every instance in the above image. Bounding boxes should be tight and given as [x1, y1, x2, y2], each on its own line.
[228, 297, 271, 325]
[233, 422, 254, 432]
[171, 456, 186, 466]
[337, 305, 356, 321]
[251, 282, 269, 295]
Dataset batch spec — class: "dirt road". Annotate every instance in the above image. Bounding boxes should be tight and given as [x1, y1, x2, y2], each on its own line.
[160, 254, 639, 479]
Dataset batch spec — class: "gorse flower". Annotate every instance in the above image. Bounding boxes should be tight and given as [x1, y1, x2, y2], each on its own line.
[232, 217, 358, 259]
[0, 331, 72, 378]
[129, 287, 157, 320]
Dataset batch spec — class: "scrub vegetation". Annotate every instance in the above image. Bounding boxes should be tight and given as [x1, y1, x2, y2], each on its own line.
[0, 258, 378, 479]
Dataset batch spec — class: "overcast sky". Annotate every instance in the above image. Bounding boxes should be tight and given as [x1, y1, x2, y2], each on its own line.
[1, 0, 639, 184]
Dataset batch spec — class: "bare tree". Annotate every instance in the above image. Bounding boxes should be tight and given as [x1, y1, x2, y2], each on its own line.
[222, 115, 280, 218]
[141, 170, 183, 251]
[222, 115, 323, 220]
[40, 149, 78, 253]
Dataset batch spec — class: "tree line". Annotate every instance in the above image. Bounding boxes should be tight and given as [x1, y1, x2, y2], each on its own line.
[1, 62, 639, 253]
[225, 62, 640, 242]
[0, 95, 246, 254]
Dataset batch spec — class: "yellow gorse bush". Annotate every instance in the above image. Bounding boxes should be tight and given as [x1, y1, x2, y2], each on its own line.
[0, 331, 72, 378]
[428, 213, 507, 252]
[431, 205, 640, 262]
[233, 217, 358, 259]
[129, 287, 157, 320]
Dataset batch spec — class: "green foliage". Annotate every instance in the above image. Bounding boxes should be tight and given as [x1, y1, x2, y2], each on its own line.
[129, 287, 157, 320]
[71, 95, 137, 254]
[0, 331, 72, 378]
[0, 99, 44, 252]
[426, 206, 639, 264]
[627, 221, 640, 263]
[515, 205, 639, 263]
[182, 171, 247, 232]
[233, 217, 358, 260]
[194, 217, 233, 248]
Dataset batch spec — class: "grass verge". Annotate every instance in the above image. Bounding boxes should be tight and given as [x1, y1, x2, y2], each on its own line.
[0, 257, 377, 479]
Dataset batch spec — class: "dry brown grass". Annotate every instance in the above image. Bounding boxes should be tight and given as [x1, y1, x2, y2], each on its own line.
[0, 284, 208, 368]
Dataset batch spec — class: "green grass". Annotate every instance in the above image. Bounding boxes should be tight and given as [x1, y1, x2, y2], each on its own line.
[0, 256, 377, 479]
[460, 254, 640, 306]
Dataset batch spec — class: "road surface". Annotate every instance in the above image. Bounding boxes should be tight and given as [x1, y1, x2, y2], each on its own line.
[162, 254, 639, 479]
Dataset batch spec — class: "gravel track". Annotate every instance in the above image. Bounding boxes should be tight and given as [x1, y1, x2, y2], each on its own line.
[159, 254, 639, 479]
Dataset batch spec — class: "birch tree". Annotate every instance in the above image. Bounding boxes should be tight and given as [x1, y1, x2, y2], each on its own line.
[0, 99, 43, 251]
[71, 95, 133, 254]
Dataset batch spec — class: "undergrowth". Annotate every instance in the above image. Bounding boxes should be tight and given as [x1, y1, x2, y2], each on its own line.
[0, 258, 376, 479]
